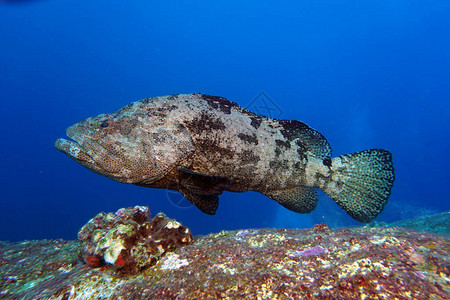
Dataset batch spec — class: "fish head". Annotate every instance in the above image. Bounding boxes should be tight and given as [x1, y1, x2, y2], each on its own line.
[55, 103, 195, 184]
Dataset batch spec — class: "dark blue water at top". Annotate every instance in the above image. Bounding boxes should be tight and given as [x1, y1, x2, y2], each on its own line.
[0, 1, 449, 241]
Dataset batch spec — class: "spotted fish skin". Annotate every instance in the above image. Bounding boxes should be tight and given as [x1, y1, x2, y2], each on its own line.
[55, 93, 395, 222]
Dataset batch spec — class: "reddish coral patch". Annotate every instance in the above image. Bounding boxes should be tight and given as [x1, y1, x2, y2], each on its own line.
[84, 254, 103, 267]
[114, 254, 126, 268]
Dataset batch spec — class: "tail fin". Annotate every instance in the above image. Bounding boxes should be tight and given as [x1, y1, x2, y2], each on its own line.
[321, 149, 394, 223]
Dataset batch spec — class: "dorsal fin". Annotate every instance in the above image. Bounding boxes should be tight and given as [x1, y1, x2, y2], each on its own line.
[279, 120, 332, 159]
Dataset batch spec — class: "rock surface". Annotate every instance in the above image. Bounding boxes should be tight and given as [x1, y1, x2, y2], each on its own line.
[78, 206, 193, 274]
[0, 211, 449, 299]
[388, 211, 450, 235]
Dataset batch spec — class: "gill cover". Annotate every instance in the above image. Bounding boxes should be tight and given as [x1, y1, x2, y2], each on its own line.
[56, 106, 196, 184]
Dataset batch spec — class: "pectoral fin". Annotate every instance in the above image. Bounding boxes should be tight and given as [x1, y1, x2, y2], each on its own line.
[263, 186, 318, 213]
[179, 187, 219, 215]
[177, 166, 231, 195]
[177, 167, 231, 215]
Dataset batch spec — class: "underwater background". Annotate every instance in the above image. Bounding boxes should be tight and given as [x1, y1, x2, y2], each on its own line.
[0, 0, 448, 242]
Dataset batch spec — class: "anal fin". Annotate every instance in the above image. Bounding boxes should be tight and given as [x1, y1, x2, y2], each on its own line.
[263, 186, 318, 213]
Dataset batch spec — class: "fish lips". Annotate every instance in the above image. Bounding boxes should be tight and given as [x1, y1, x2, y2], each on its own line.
[55, 125, 102, 172]
[55, 138, 97, 165]
[55, 126, 126, 180]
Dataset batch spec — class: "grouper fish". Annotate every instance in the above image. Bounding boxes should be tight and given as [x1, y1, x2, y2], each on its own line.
[55, 93, 394, 222]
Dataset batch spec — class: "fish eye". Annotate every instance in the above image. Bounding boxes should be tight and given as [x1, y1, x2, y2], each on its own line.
[323, 158, 332, 167]
[100, 120, 111, 128]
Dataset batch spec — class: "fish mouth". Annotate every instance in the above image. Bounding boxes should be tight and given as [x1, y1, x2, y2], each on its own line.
[55, 123, 101, 170]
[55, 123, 104, 172]
[54, 137, 100, 168]
[55, 127, 123, 179]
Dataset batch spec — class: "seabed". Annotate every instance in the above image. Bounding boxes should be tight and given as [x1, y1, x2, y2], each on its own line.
[0, 210, 448, 299]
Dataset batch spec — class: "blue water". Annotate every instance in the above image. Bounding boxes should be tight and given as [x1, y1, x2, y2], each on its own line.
[1, 1, 449, 241]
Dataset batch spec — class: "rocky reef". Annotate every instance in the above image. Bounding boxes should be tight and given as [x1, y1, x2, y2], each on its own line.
[388, 211, 450, 235]
[0, 209, 449, 299]
[78, 206, 193, 274]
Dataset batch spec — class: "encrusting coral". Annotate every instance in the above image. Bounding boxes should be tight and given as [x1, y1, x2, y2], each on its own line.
[77, 206, 193, 274]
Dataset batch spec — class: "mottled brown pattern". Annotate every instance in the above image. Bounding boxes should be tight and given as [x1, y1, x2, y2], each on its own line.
[185, 112, 227, 132]
[237, 133, 258, 144]
[250, 116, 262, 129]
[55, 93, 394, 222]
[275, 139, 291, 149]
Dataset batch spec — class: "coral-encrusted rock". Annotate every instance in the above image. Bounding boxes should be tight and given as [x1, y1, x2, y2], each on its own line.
[1, 212, 449, 299]
[78, 206, 193, 273]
